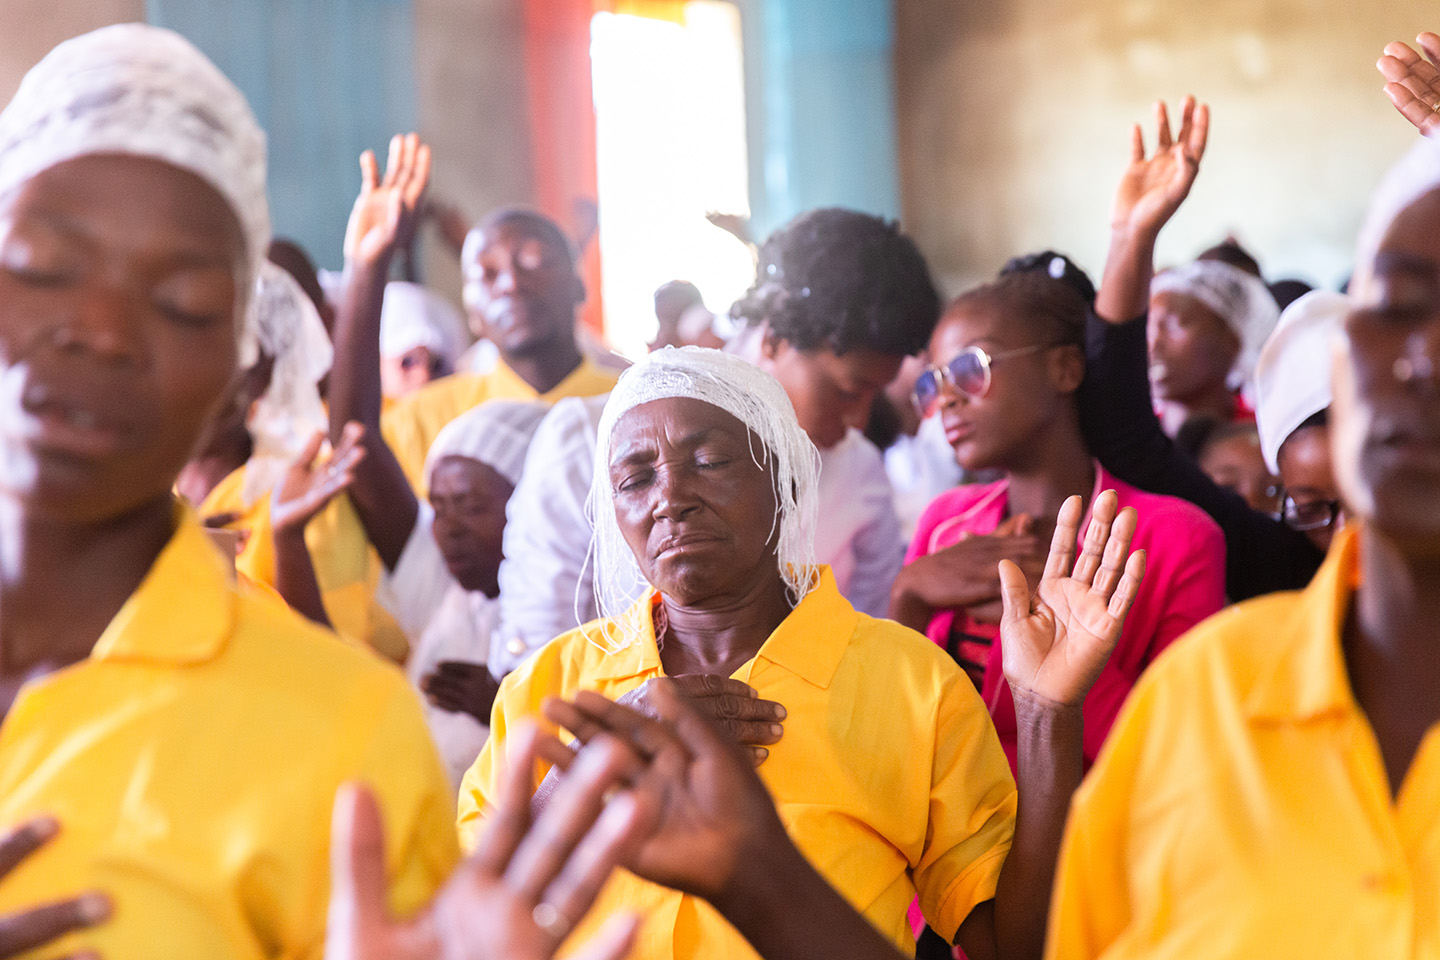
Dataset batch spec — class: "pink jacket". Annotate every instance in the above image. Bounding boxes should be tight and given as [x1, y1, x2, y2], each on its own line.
[905, 464, 1226, 771]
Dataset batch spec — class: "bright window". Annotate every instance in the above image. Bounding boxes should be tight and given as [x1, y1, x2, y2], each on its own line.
[590, 2, 753, 359]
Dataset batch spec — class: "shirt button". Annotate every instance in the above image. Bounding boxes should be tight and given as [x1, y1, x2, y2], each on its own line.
[505, 638, 527, 657]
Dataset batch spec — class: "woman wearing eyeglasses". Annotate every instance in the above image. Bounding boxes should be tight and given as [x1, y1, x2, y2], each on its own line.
[889, 264, 1225, 771]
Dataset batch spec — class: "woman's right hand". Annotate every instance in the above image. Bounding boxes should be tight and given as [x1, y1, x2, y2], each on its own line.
[0, 817, 110, 958]
[890, 524, 1044, 626]
[1379, 33, 1440, 137]
[613, 676, 785, 764]
[1109, 96, 1209, 242]
[343, 132, 432, 268]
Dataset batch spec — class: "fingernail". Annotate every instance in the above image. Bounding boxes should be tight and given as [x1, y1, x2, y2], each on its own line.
[769, 723, 784, 737]
[752, 747, 769, 762]
[772, 705, 787, 720]
[26, 815, 59, 841]
[78, 892, 111, 924]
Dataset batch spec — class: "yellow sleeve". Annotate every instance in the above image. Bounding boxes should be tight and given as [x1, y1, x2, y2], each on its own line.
[380, 375, 486, 493]
[1044, 682, 1152, 960]
[914, 670, 1018, 942]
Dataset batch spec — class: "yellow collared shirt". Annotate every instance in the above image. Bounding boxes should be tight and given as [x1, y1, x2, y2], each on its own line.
[0, 509, 460, 959]
[1047, 525, 1440, 959]
[458, 567, 1016, 960]
[198, 467, 410, 662]
[381, 357, 620, 493]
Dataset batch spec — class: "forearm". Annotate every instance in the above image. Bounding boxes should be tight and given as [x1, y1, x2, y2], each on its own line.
[711, 837, 907, 960]
[330, 255, 419, 568]
[272, 528, 333, 628]
[1094, 228, 1156, 325]
[991, 688, 1085, 960]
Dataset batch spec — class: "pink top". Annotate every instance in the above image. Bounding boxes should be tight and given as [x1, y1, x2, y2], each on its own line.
[905, 464, 1226, 771]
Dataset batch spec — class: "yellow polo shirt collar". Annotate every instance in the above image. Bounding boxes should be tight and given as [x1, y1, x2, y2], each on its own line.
[586, 567, 856, 690]
[1243, 525, 1360, 724]
[90, 506, 233, 666]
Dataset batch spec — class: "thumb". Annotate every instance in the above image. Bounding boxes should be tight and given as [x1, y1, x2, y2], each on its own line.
[294, 430, 327, 471]
[997, 559, 1032, 626]
[326, 783, 389, 958]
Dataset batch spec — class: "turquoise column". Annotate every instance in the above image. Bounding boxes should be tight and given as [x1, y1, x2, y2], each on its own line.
[146, 0, 417, 268]
[742, 0, 901, 237]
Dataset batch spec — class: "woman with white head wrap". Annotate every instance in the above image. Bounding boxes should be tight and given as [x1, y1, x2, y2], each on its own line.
[1147, 257, 1281, 434]
[1079, 96, 1328, 601]
[1253, 289, 1350, 551]
[460, 344, 1147, 960]
[1046, 78, 1440, 959]
[0, 24, 457, 957]
[379, 280, 468, 400]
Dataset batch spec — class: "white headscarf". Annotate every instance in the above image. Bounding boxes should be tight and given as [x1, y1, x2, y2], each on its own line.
[424, 400, 549, 491]
[242, 262, 334, 507]
[0, 23, 269, 362]
[588, 346, 821, 650]
[381, 282, 467, 370]
[1254, 290, 1350, 474]
[1151, 260, 1281, 397]
[1353, 138, 1440, 295]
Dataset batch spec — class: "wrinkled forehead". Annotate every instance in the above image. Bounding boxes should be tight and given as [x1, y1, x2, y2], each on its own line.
[608, 397, 753, 459]
[1361, 186, 1440, 291]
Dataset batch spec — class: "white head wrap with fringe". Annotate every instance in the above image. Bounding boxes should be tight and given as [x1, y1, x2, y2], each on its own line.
[0, 22, 269, 363]
[587, 346, 820, 650]
[1151, 259, 1280, 398]
[242, 262, 333, 507]
[424, 400, 549, 491]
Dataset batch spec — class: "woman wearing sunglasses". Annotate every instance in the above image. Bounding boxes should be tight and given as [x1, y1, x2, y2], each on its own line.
[889, 263, 1226, 771]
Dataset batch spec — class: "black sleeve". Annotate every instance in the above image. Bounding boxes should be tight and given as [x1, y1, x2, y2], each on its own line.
[1077, 310, 1324, 601]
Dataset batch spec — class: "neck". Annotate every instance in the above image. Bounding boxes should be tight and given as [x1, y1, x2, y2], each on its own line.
[1157, 384, 1235, 435]
[1003, 410, 1096, 523]
[0, 494, 176, 677]
[1354, 528, 1440, 661]
[504, 337, 584, 396]
[660, 574, 793, 677]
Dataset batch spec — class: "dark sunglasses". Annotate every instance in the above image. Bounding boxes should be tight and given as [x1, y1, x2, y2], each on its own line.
[912, 343, 1053, 418]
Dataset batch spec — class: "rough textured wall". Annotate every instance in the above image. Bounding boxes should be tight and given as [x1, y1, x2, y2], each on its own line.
[413, 0, 534, 308]
[0, 0, 145, 103]
[896, 0, 1430, 296]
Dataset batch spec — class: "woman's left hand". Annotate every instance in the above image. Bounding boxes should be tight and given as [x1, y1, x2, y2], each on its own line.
[421, 661, 502, 725]
[270, 424, 366, 538]
[1379, 33, 1440, 137]
[998, 491, 1146, 707]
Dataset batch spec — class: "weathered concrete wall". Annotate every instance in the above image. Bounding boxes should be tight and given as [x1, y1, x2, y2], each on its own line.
[0, 0, 145, 104]
[896, 0, 1430, 296]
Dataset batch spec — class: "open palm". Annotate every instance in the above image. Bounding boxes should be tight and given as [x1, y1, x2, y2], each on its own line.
[343, 132, 432, 266]
[1111, 97, 1209, 238]
[1379, 33, 1440, 137]
[999, 492, 1146, 707]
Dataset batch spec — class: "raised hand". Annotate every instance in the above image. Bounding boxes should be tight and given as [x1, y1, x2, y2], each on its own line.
[270, 423, 366, 538]
[0, 816, 110, 958]
[343, 132, 433, 266]
[1111, 96, 1210, 239]
[542, 686, 787, 905]
[1379, 33, 1440, 137]
[998, 491, 1146, 707]
[325, 724, 651, 960]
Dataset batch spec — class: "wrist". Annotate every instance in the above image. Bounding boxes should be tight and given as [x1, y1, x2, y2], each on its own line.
[709, 821, 810, 929]
[1008, 685, 1085, 750]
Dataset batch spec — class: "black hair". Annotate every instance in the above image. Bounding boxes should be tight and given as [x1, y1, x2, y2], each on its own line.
[1268, 278, 1314, 312]
[1197, 239, 1263, 279]
[477, 206, 578, 268]
[729, 208, 941, 357]
[947, 267, 1089, 351]
[998, 250, 1097, 307]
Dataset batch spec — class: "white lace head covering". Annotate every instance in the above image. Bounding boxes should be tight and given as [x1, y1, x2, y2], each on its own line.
[241, 262, 334, 507]
[1151, 260, 1281, 398]
[588, 346, 821, 650]
[0, 23, 269, 362]
[424, 400, 549, 491]
[381, 282, 467, 371]
[1254, 290, 1350, 474]
[1352, 137, 1440, 295]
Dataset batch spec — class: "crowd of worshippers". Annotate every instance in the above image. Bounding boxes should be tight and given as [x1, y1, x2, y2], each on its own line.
[2, 19, 1440, 960]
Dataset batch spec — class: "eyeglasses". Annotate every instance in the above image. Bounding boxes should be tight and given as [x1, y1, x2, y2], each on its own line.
[1281, 496, 1342, 532]
[912, 343, 1052, 418]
